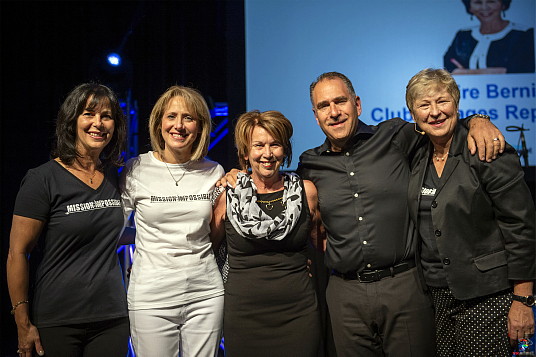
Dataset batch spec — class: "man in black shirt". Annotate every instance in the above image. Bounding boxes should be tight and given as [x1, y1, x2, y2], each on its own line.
[297, 71, 504, 356]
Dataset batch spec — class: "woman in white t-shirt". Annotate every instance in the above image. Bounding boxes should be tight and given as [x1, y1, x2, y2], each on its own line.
[120, 86, 224, 357]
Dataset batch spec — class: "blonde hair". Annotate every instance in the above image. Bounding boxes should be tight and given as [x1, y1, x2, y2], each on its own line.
[406, 68, 460, 114]
[234, 110, 293, 170]
[148, 86, 212, 161]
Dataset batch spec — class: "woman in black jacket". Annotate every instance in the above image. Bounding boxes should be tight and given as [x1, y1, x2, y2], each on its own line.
[405, 68, 535, 356]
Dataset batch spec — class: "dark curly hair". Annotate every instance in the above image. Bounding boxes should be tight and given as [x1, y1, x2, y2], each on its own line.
[51, 83, 126, 168]
[461, 0, 511, 15]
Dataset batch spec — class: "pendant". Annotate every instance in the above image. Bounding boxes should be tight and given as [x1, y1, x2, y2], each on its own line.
[265, 203, 273, 211]
[90, 178, 93, 184]
[175, 182, 178, 186]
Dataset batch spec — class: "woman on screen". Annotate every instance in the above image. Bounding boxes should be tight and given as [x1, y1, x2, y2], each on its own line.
[444, 0, 534, 74]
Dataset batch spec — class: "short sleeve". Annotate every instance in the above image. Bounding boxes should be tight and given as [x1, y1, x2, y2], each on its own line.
[119, 158, 138, 222]
[13, 169, 51, 222]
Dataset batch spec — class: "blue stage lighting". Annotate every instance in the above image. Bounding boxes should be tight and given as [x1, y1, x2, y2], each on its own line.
[107, 53, 121, 67]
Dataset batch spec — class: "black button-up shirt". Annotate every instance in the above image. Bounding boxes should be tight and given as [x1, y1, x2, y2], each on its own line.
[298, 118, 423, 273]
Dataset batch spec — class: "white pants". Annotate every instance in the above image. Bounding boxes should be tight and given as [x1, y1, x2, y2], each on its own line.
[129, 295, 224, 357]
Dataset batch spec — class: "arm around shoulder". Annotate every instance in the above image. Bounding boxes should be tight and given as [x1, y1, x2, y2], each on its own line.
[463, 114, 505, 161]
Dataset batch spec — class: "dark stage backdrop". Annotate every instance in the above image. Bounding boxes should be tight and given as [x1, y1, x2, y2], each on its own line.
[0, 1, 245, 355]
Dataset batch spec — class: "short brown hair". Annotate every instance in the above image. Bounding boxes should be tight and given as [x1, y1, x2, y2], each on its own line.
[234, 110, 293, 170]
[405, 68, 460, 114]
[148, 85, 212, 161]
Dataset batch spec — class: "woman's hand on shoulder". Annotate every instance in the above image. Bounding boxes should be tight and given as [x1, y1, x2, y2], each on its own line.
[216, 168, 243, 188]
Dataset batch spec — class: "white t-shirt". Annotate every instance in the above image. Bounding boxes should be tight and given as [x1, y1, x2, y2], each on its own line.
[120, 152, 224, 310]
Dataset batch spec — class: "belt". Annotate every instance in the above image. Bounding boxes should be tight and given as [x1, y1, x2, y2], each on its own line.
[332, 260, 416, 283]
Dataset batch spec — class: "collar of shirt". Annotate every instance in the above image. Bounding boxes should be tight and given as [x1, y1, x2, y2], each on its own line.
[318, 120, 376, 155]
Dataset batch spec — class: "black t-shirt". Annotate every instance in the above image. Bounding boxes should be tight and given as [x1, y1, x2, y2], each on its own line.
[13, 160, 127, 327]
[418, 161, 448, 287]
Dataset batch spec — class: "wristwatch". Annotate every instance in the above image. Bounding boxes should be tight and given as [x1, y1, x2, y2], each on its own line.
[512, 294, 536, 307]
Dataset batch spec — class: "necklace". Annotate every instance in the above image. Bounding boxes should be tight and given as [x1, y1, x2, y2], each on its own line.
[88, 170, 97, 184]
[164, 161, 190, 186]
[433, 151, 449, 162]
[64, 161, 98, 184]
[164, 162, 186, 186]
[256, 196, 284, 211]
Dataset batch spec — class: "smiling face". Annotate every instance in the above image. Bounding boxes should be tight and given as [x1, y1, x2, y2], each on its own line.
[411, 85, 458, 146]
[469, 0, 504, 24]
[312, 78, 361, 152]
[246, 125, 285, 182]
[75, 97, 115, 157]
[160, 96, 199, 162]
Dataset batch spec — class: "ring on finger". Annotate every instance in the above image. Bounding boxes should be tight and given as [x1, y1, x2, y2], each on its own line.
[493, 137, 499, 141]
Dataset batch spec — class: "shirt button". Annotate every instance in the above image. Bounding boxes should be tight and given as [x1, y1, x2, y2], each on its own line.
[345, 152, 350, 156]
[354, 193, 359, 198]
[431, 201, 437, 208]
[434, 229, 441, 237]
[363, 240, 368, 245]
[358, 217, 363, 221]
[350, 172, 355, 176]
[443, 258, 450, 265]
[366, 263, 372, 268]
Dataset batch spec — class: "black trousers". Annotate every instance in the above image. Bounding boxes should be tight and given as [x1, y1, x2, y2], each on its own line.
[326, 267, 436, 357]
[38, 316, 129, 357]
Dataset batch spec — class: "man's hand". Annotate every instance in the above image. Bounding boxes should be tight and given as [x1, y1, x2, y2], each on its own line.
[467, 116, 505, 162]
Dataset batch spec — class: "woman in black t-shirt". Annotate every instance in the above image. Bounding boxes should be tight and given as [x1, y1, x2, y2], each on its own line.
[7, 83, 129, 357]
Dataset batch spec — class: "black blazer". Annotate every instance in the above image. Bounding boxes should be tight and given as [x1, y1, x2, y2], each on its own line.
[408, 122, 536, 300]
